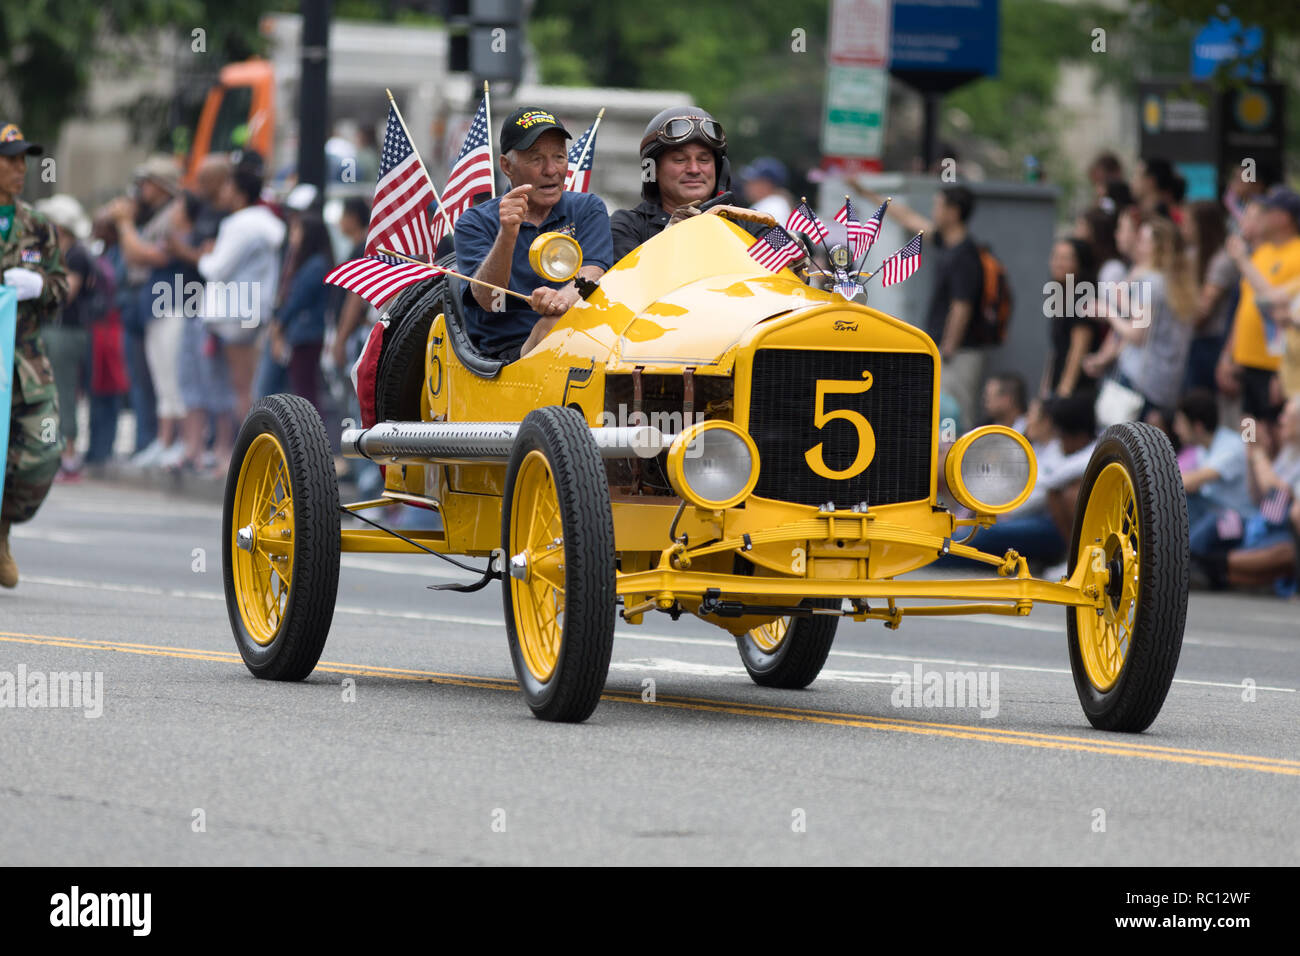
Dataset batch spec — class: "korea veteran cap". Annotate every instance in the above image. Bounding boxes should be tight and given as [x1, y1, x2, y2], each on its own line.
[499, 107, 570, 153]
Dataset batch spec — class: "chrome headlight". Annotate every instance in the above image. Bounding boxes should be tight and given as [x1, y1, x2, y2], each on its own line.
[667, 421, 760, 510]
[944, 426, 1037, 515]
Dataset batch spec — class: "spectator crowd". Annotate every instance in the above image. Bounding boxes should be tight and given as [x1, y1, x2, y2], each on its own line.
[945, 152, 1300, 598]
[31, 149, 378, 491]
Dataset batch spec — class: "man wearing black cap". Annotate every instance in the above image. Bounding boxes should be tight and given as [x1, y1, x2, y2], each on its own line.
[0, 122, 69, 588]
[455, 107, 613, 362]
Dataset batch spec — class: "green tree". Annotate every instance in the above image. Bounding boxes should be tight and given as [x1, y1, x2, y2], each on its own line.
[0, 1, 296, 148]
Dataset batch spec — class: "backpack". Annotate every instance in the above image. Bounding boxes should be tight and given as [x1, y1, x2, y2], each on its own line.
[976, 245, 1013, 345]
[85, 252, 117, 323]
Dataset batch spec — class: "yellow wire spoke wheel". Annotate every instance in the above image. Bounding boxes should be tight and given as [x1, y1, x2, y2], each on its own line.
[1074, 462, 1139, 692]
[748, 618, 789, 654]
[231, 434, 296, 647]
[1065, 423, 1188, 733]
[509, 450, 566, 682]
[502, 407, 616, 722]
[223, 395, 340, 682]
[736, 599, 839, 689]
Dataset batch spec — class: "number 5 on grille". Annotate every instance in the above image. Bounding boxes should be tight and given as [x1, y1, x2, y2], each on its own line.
[804, 371, 876, 480]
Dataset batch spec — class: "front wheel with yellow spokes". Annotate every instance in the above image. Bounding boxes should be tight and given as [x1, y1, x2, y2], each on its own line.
[1066, 422, 1188, 732]
[502, 406, 615, 722]
[223, 394, 340, 681]
[737, 599, 839, 689]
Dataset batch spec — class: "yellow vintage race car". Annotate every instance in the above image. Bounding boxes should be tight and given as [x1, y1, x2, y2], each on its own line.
[221, 208, 1189, 730]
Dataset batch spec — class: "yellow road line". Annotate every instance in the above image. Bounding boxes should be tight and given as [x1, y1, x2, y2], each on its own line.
[3, 630, 1298, 776]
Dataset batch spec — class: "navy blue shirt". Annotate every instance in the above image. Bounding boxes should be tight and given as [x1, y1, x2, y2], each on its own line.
[455, 190, 613, 355]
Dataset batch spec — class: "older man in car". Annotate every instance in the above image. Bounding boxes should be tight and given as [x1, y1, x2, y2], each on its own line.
[455, 107, 613, 362]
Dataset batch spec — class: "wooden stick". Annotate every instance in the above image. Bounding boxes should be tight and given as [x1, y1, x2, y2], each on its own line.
[483, 81, 496, 199]
[377, 248, 532, 303]
[386, 88, 454, 238]
[565, 107, 605, 191]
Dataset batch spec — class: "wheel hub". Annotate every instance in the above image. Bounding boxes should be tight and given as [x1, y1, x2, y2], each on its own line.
[236, 525, 255, 552]
[509, 551, 530, 581]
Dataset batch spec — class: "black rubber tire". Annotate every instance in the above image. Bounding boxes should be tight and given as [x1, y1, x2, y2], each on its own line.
[222, 394, 341, 681]
[374, 279, 440, 422]
[737, 599, 839, 688]
[1065, 422, 1187, 732]
[501, 406, 616, 722]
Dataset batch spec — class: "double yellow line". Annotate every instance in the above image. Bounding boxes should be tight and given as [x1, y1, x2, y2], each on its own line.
[4, 630, 1299, 777]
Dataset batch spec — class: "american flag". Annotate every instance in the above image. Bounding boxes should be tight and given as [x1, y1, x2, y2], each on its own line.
[432, 96, 494, 244]
[747, 226, 803, 272]
[786, 201, 828, 245]
[855, 198, 889, 260]
[565, 120, 599, 193]
[834, 197, 869, 260]
[1215, 508, 1244, 540]
[364, 103, 436, 262]
[1260, 487, 1293, 525]
[879, 233, 923, 288]
[325, 255, 443, 308]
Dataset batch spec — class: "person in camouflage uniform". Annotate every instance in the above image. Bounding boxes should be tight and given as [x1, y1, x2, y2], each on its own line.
[1, 123, 68, 588]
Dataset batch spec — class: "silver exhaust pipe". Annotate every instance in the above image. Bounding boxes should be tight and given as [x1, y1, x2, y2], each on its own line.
[342, 421, 672, 464]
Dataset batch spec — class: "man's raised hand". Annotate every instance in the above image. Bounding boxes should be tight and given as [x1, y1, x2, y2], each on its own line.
[498, 184, 532, 233]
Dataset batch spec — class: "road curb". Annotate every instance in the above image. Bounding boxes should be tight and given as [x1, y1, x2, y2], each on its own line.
[83, 462, 227, 502]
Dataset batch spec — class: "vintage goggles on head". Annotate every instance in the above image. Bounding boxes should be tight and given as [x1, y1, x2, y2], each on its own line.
[650, 116, 726, 151]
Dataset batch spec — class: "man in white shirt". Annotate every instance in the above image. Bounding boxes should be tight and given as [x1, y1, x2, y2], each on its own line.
[1173, 389, 1252, 533]
[739, 158, 794, 225]
[198, 159, 285, 423]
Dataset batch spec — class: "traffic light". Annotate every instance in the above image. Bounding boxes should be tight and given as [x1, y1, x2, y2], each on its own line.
[446, 0, 523, 85]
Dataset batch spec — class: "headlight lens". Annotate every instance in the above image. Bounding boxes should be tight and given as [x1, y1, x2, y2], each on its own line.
[528, 232, 583, 282]
[945, 426, 1036, 514]
[667, 421, 760, 510]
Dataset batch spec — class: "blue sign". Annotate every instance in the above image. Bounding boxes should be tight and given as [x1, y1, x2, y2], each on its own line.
[0, 287, 15, 506]
[1192, 17, 1265, 80]
[890, 0, 999, 77]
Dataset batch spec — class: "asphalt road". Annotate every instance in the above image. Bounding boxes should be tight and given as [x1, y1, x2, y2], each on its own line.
[2, 479, 1297, 865]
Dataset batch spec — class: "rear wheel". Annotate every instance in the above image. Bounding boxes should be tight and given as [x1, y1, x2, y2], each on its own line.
[1066, 422, 1187, 732]
[502, 406, 616, 722]
[223, 394, 341, 680]
[737, 599, 839, 689]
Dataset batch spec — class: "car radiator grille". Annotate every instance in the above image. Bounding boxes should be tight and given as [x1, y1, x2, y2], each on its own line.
[748, 349, 934, 508]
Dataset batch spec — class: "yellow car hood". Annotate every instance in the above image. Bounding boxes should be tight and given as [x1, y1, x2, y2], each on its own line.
[589, 214, 838, 368]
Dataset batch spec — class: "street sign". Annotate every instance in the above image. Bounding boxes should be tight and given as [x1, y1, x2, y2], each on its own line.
[1219, 83, 1287, 190]
[822, 64, 888, 159]
[1192, 17, 1265, 80]
[1139, 81, 1218, 162]
[0, 287, 15, 506]
[828, 0, 892, 67]
[890, 0, 999, 85]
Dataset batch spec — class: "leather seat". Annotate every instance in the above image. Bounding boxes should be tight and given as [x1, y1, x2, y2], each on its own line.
[435, 251, 506, 379]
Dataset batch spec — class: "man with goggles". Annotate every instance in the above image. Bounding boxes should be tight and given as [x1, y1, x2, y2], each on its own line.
[610, 106, 740, 262]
